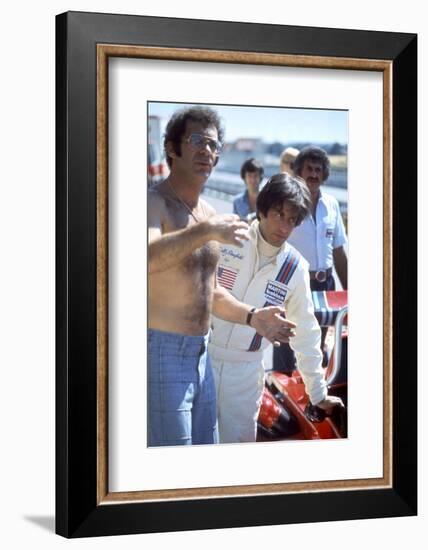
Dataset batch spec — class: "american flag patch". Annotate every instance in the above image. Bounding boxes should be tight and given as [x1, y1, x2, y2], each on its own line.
[217, 265, 238, 290]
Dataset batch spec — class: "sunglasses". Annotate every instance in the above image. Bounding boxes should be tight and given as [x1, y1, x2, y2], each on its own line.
[183, 133, 222, 154]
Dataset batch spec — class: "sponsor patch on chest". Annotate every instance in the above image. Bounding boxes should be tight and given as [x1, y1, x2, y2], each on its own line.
[325, 227, 334, 238]
[264, 280, 289, 305]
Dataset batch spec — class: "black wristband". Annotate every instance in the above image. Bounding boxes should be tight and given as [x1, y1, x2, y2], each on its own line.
[246, 307, 256, 326]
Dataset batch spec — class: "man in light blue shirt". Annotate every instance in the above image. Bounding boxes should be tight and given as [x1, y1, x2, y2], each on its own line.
[233, 158, 264, 221]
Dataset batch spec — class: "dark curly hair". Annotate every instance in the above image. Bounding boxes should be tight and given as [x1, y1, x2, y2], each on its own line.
[256, 172, 311, 226]
[163, 106, 224, 168]
[293, 145, 330, 182]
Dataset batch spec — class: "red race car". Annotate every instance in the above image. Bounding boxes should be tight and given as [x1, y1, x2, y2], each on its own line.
[257, 290, 348, 441]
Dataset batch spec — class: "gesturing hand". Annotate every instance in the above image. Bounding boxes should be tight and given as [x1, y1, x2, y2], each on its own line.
[207, 214, 250, 247]
[250, 306, 297, 346]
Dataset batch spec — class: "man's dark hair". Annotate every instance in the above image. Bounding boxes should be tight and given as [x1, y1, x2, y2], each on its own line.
[240, 158, 264, 180]
[163, 106, 224, 168]
[256, 172, 311, 226]
[293, 145, 330, 182]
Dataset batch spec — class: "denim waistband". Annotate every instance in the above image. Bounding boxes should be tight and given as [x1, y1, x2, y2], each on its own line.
[148, 328, 210, 354]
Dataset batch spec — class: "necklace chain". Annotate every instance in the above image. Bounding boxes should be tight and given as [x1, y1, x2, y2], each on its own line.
[168, 180, 200, 223]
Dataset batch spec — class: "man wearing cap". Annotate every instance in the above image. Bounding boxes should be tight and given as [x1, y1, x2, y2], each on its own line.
[272, 145, 300, 374]
[279, 146, 300, 176]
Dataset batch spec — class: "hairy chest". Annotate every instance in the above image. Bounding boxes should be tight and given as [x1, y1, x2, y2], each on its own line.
[181, 241, 220, 277]
[162, 201, 220, 277]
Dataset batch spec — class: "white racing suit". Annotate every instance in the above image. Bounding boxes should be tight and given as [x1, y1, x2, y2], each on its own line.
[210, 221, 327, 443]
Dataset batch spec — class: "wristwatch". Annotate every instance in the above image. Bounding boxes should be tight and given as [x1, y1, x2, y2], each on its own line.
[246, 307, 256, 326]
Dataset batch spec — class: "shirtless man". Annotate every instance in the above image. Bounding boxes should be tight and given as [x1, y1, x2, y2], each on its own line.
[148, 106, 295, 446]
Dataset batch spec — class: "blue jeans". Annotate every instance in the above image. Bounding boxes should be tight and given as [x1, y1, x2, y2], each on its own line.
[148, 329, 218, 447]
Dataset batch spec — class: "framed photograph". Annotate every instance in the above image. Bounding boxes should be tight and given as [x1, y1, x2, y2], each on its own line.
[56, 11, 417, 538]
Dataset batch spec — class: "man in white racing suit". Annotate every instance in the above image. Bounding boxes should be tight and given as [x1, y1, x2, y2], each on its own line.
[209, 173, 343, 443]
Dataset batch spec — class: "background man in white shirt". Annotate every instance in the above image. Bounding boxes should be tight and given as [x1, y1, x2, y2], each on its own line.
[282, 146, 348, 369]
[288, 145, 348, 291]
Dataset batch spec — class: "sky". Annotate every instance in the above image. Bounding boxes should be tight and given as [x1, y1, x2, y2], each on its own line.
[148, 101, 348, 145]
